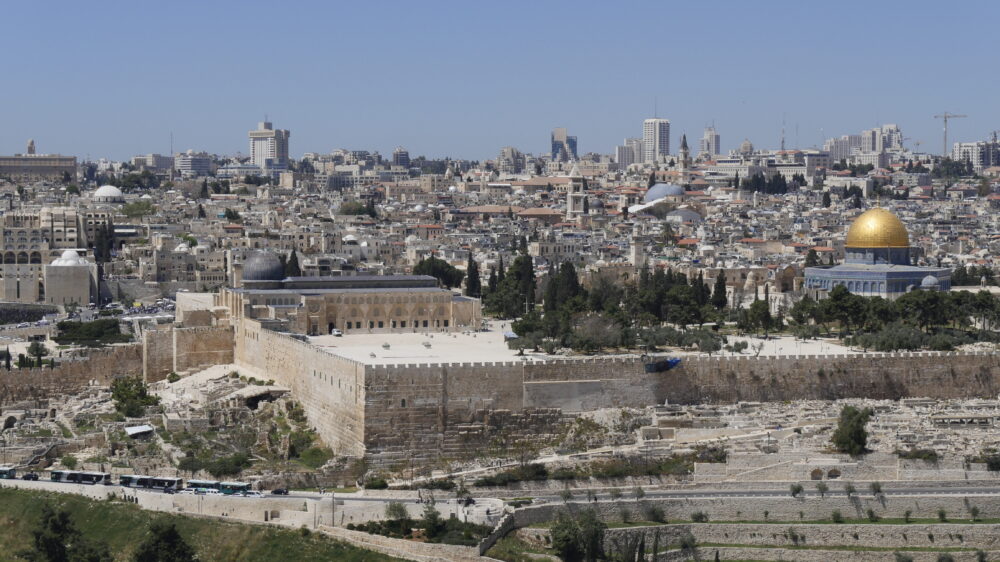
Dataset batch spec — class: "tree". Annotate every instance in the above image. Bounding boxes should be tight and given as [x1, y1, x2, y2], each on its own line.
[550, 509, 606, 562]
[747, 299, 772, 335]
[419, 504, 444, 539]
[711, 273, 728, 310]
[19, 504, 112, 562]
[285, 251, 301, 277]
[197, 204, 206, 219]
[385, 502, 408, 521]
[111, 376, 160, 418]
[465, 254, 481, 298]
[27, 341, 48, 367]
[822, 191, 831, 208]
[805, 249, 820, 267]
[223, 208, 241, 223]
[414, 256, 465, 289]
[831, 405, 873, 456]
[133, 521, 197, 562]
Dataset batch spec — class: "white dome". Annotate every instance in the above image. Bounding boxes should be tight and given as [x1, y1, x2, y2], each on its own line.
[644, 183, 685, 203]
[343, 234, 358, 243]
[414, 205, 426, 212]
[174, 243, 191, 252]
[448, 186, 458, 193]
[51, 250, 88, 266]
[94, 185, 124, 200]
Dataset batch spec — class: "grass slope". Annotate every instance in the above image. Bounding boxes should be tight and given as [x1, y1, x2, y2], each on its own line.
[0, 488, 399, 562]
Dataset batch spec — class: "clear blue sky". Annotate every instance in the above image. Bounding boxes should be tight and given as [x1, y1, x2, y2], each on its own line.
[2, 0, 997, 161]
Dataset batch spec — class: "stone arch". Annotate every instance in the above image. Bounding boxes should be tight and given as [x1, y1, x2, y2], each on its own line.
[16, 252, 28, 264]
[810, 468, 824, 480]
[827, 469, 841, 479]
[29, 251, 41, 264]
[3, 252, 14, 264]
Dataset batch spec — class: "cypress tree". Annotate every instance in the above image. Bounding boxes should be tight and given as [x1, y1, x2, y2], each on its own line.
[285, 251, 301, 277]
[711, 273, 728, 310]
[487, 266, 498, 294]
[465, 255, 481, 298]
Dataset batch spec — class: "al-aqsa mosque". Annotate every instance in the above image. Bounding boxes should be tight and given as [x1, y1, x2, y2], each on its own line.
[804, 207, 950, 299]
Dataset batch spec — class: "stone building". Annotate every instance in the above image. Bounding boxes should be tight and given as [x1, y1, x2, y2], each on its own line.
[218, 251, 481, 335]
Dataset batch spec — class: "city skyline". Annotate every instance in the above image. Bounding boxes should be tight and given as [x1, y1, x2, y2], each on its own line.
[2, 0, 998, 161]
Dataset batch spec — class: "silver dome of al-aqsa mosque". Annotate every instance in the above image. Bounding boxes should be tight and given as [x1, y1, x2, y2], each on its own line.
[242, 251, 285, 282]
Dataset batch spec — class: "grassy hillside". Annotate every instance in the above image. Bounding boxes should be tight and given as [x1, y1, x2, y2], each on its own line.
[0, 488, 399, 562]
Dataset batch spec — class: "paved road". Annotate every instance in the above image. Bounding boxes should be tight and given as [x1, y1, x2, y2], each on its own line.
[530, 486, 1000, 503]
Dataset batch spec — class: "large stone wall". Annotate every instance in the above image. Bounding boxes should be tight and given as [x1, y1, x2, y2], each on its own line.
[364, 361, 564, 466]
[0, 345, 142, 406]
[672, 351, 1000, 403]
[234, 319, 366, 456]
[143, 326, 234, 382]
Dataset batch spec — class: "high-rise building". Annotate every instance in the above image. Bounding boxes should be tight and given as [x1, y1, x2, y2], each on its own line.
[953, 140, 1000, 173]
[174, 150, 213, 178]
[699, 126, 721, 159]
[615, 138, 643, 168]
[551, 127, 578, 162]
[615, 145, 635, 168]
[392, 147, 410, 168]
[248, 121, 290, 170]
[642, 118, 670, 163]
[496, 146, 525, 174]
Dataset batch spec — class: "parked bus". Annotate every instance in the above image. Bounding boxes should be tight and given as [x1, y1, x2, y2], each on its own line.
[119, 475, 183, 490]
[185, 479, 220, 492]
[50, 471, 112, 485]
[183, 480, 251, 495]
[219, 481, 250, 495]
[0, 465, 16, 479]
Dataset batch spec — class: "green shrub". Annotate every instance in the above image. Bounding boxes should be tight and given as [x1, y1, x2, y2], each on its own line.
[831, 510, 844, 523]
[365, 478, 389, 490]
[897, 448, 939, 462]
[691, 511, 708, 523]
[167, 372, 180, 383]
[60, 455, 77, 469]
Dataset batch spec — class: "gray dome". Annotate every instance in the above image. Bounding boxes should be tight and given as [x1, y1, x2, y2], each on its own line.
[644, 183, 685, 203]
[920, 275, 940, 288]
[243, 251, 285, 281]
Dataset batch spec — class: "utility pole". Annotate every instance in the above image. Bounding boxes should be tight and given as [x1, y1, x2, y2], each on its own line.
[933, 112, 967, 157]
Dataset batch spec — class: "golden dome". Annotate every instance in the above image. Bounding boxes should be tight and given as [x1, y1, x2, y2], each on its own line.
[845, 208, 909, 248]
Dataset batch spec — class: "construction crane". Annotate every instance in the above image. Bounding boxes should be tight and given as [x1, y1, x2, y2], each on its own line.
[933, 112, 967, 157]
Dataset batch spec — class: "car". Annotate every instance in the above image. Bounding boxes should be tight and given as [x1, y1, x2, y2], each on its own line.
[21, 473, 38, 481]
[271, 488, 289, 495]
[241, 491, 264, 498]
[330, 329, 343, 337]
[178, 489, 196, 495]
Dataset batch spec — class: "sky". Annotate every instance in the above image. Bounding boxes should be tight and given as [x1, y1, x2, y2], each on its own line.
[1, 0, 998, 161]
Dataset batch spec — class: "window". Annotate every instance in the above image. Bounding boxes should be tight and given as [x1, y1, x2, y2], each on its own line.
[423, 320, 428, 328]
[377, 321, 384, 328]
[400, 321, 406, 328]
